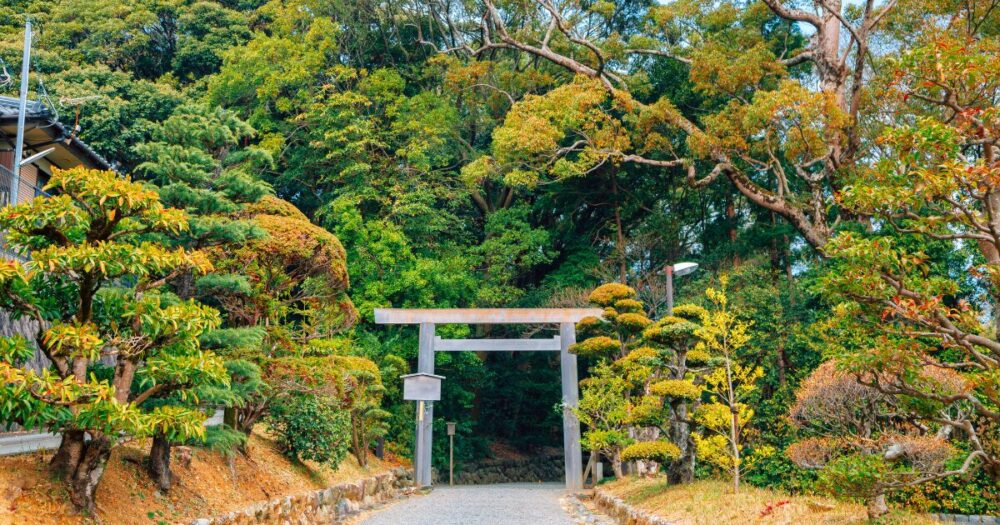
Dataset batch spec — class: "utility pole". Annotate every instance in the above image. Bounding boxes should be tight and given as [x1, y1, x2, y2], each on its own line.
[665, 264, 674, 316]
[12, 18, 33, 205]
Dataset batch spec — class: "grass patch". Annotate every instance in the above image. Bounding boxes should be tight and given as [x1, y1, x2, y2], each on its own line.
[599, 478, 940, 525]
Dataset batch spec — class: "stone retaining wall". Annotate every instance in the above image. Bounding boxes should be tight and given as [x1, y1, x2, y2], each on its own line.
[931, 514, 1000, 524]
[592, 486, 676, 525]
[441, 453, 564, 485]
[189, 467, 414, 525]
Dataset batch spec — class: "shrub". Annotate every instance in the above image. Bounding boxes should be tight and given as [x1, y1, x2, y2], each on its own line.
[267, 395, 351, 466]
[622, 440, 681, 463]
[588, 283, 636, 306]
[569, 335, 620, 358]
[650, 379, 701, 400]
[685, 349, 710, 366]
[617, 312, 654, 331]
[614, 298, 644, 313]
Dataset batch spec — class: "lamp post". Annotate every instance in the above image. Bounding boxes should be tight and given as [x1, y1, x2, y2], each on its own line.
[664, 261, 699, 315]
[446, 422, 456, 486]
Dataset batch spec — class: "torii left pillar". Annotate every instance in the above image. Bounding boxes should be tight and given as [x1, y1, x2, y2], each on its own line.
[414, 322, 435, 487]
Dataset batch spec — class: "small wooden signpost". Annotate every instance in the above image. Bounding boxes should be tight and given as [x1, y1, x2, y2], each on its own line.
[447, 421, 456, 486]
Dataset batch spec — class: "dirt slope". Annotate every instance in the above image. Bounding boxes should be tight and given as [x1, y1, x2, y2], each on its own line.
[0, 432, 403, 525]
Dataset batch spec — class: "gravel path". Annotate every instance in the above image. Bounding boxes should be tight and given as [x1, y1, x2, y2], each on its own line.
[358, 483, 601, 525]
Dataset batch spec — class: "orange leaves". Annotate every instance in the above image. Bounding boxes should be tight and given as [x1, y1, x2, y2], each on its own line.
[786, 437, 844, 468]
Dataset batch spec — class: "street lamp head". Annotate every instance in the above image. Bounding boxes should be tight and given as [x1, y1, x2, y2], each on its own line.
[672, 261, 699, 277]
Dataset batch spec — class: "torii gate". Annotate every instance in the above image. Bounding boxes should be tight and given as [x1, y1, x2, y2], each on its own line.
[374, 308, 602, 491]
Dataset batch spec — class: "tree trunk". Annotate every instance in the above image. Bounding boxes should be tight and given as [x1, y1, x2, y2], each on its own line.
[610, 450, 625, 479]
[51, 429, 86, 475]
[149, 433, 174, 492]
[730, 406, 741, 493]
[667, 406, 695, 484]
[866, 493, 889, 520]
[632, 426, 660, 477]
[62, 434, 113, 515]
[611, 175, 627, 283]
[351, 414, 368, 468]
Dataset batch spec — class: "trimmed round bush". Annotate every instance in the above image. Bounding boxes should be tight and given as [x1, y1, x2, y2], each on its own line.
[650, 379, 701, 400]
[671, 303, 707, 321]
[621, 440, 682, 463]
[685, 349, 711, 366]
[617, 312, 653, 331]
[589, 283, 637, 306]
[613, 298, 644, 313]
[569, 336, 620, 357]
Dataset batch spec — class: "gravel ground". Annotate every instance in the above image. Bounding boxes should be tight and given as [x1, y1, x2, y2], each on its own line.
[358, 483, 606, 525]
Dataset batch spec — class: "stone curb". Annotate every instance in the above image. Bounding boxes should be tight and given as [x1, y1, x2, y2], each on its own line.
[188, 467, 415, 525]
[592, 487, 677, 525]
[931, 514, 1000, 524]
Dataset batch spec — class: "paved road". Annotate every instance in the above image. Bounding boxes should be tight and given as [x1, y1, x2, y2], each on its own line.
[359, 483, 581, 525]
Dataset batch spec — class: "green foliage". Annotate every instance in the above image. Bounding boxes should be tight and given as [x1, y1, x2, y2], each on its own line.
[267, 394, 350, 466]
[815, 455, 888, 502]
[195, 424, 248, 458]
[0, 167, 225, 511]
[7, 0, 994, 514]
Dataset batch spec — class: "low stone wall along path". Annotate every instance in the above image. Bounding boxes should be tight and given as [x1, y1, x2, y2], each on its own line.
[359, 483, 606, 525]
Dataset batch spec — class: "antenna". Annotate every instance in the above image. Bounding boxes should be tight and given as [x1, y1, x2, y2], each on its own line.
[21, 148, 54, 167]
[12, 18, 33, 205]
[0, 58, 11, 90]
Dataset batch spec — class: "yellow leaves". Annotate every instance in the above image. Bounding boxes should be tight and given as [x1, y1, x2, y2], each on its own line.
[491, 76, 640, 184]
[689, 41, 785, 97]
[694, 402, 754, 433]
[702, 363, 763, 397]
[617, 312, 654, 332]
[43, 322, 104, 361]
[692, 79, 849, 169]
[588, 282, 637, 306]
[0, 259, 28, 286]
[650, 378, 701, 400]
[459, 156, 499, 187]
[621, 440, 681, 463]
[32, 242, 213, 280]
[569, 335, 621, 358]
[694, 433, 737, 470]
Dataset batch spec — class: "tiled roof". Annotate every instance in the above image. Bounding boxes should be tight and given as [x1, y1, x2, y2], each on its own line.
[0, 95, 49, 119]
[0, 95, 113, 170]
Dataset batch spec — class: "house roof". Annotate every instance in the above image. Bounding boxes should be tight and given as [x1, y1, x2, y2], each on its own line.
[0, 95, 113, 171]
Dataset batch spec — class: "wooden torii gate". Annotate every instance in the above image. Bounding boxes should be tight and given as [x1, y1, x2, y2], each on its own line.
[374, 308, 602, 491]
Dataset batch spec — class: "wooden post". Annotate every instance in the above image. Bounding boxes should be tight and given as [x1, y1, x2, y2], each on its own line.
[414, 399, 424, 485]
[449, 433, 454, 486]
[560, 322, 583, 491]
[415, 322, 435, 487]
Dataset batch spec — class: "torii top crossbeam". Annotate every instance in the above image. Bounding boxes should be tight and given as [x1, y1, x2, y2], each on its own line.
[373, 308, 602, 325]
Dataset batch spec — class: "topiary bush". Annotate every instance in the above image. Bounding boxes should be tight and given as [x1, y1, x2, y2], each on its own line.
[621, 440, 682, 464]
[649, 379, 701, 400]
